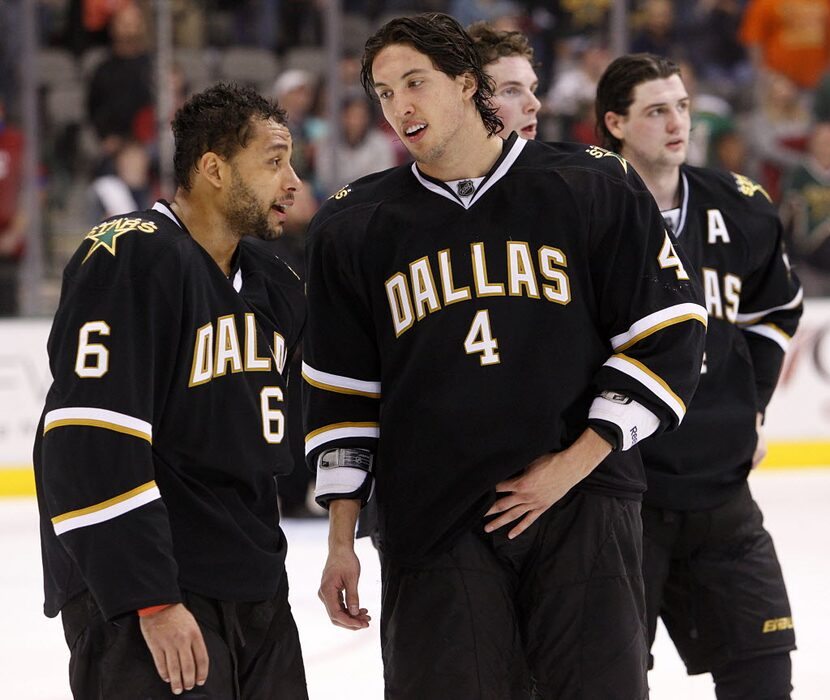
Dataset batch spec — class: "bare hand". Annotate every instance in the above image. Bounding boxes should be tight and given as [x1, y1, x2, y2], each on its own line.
[752, 413, 767, 469]
[484, 428, 612, 539]
[139, 603, 209, 695]
[318, 546, 371, 630]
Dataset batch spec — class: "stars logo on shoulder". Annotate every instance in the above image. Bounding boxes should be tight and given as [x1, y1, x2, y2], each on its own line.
[585, 145, 629, 174]
[82, 217, 158, 263]
[331, 185, 352, 200]
[732, 173, 772, 202]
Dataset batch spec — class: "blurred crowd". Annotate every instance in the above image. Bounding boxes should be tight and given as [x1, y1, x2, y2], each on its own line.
[2, 0, 830, 318]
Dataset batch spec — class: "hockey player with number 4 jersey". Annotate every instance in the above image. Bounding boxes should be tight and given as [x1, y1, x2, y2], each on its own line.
[597, 53, 802, 700]
[306, 14, 708, 700]
[34, 84, 309, 699]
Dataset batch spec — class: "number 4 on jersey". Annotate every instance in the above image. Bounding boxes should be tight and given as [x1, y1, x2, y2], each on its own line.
[464, 310, 500, 366]
[658, 231, 690, 280]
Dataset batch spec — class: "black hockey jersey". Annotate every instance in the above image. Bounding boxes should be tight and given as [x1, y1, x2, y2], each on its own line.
[304, 135, 707, 563]
[34, 201, 305, 620]
[640, 166, 803, 510]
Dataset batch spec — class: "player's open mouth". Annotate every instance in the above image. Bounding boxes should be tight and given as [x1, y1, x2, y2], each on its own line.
[521, 124, 536, 137]
[271, 204, 289, 218]
[404, 123, 427, 141]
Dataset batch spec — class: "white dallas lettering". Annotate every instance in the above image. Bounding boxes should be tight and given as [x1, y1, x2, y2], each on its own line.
[189, 314, 282, 387]
[386, 241, 571, 337]
[410, 256, 442, 320]
[385, 272, 415, 337]
[703, 267, 741, 322]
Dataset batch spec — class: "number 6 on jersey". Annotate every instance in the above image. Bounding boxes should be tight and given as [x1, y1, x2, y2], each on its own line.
[464, 310, 500, 366]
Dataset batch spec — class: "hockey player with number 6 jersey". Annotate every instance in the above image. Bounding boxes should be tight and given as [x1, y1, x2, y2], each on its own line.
[34, 84, 309, 699]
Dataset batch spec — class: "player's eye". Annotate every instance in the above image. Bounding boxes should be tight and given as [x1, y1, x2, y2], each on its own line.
[378, 90, 391, 100]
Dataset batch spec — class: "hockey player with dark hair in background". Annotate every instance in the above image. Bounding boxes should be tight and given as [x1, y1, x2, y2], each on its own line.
[596, 53, 803, 700]
[34, 83, 308, 698]
[304, 13, 708, 699]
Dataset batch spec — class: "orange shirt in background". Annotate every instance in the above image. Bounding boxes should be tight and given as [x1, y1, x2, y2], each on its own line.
[740, 0, 830, 88]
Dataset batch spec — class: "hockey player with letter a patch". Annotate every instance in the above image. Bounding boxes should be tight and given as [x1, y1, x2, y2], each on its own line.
[598, 53, 802, 700]
[304, 14, 708, 700]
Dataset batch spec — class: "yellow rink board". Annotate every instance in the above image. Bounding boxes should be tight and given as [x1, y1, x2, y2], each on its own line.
[1, 441, 828, 497]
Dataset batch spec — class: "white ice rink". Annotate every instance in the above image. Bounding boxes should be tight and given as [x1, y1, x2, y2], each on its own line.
[2, 468, 828, 699]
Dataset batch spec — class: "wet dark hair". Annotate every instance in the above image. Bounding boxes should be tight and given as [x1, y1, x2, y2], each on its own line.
[595, 53, 681, 152]
[172, 82, 287, 191]
[360, 12, 503, 136]
[467, 21, 535, 67]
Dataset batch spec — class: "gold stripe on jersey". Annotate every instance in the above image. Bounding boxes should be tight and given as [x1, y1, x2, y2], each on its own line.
[305, 421, 380, 455]
[605, 353, 687, 422]
[743, 322, 792, 352]
[51, 480, 161, 535]
[43, 407, 152, 443]
[301, 362, 381, 398]
[735, 287, 803, 325]
[611, 304, 708, 352]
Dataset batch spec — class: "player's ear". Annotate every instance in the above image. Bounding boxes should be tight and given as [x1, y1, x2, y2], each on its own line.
[604, 111, 625, 141]
[198, 151, 226, 190]
[460, 72, 477, 100]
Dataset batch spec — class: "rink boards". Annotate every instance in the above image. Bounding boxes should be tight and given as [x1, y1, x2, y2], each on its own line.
[2, 299, 829, 495]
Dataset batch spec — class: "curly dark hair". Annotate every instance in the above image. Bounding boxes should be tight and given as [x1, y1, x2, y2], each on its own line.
[360, 12, 503, 137]
[467, 21, 535, 67]
[172, 82, 288, 191]
[595, 53, 681, 153]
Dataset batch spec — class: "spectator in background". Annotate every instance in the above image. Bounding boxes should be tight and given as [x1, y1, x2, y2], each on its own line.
[746, 71, 812, 201]
[780, 121, 830, 295]
[0, 94, 25, 316]
[686, 0, 752, 104]
[630, 0, 676, 58]
[711, 126, 753, 174]
[680, 60, 743, 171]
[740, 0, 830, 91]
[468, 21, 542, 140]
[88, 139, 153, 223]
[449, 0, 523, 28]
[272, 69, 322, 182]
[313, 90, 396, 197]
[545, 36, 610, 142]
[86, 2, 154, 160]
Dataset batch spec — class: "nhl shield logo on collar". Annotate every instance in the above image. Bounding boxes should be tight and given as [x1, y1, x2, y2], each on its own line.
[457, 179, 475, 197]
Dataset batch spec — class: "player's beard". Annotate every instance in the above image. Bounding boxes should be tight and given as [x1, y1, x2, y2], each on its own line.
[226, 165, 281, 241]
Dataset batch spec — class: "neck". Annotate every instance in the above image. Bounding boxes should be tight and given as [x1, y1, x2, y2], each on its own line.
[417, 118, 503, 182]
[625, 157, 681, 211]
[170, 191, 239, 276]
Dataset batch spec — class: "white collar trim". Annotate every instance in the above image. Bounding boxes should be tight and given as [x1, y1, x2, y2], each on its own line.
[410, 136, 528, 209]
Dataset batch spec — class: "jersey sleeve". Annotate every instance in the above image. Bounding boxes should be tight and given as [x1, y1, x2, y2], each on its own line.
[737, 220, 803, 411]
[303, 206, 381, 506]
[39, 237, 183, 619]
[585, 165, 708, 442]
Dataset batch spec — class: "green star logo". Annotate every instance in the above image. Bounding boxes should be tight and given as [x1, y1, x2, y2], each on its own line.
[82, 217, 158, 263]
